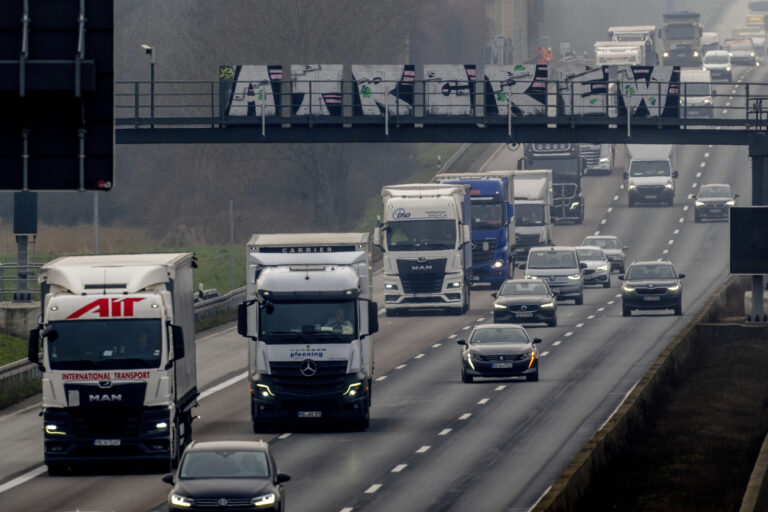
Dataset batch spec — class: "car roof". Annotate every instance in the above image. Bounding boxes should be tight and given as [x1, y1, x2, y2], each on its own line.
[583, 235, 619, 240]
[628, 260, 674, 266]
[185, 440, 270, 452]
[700, 183, 731, 188]
[473, 323, 526, 331]
[530, 245, 578, 251]
[503, 278, 545, 284]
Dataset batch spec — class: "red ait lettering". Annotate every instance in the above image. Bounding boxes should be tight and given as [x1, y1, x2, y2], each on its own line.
[67, 298, 145, 319]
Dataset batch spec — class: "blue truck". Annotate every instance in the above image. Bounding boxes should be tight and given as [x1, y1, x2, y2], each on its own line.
[437, 172, 515, 289]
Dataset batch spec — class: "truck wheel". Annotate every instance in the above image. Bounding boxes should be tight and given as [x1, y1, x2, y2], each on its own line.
[674, 302, 682, 316]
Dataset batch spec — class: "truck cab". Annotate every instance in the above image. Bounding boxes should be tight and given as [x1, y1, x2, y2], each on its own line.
[520, 143, 584, 224]
[594, 40, 646, 66]
[680, 68, 714, 118]
[624, 144, 679, 207]
[661, 11, 703, 66]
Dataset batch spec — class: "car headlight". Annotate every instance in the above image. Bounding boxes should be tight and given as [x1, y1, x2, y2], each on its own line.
[597, 264, 608, 271]
[491, 260, 504, 269]
[663, 51, 669, 58]
[727, 200, 735, 206]
[494, 303, 508, 310]
[540, 302, 555, 309]
[171, 494, 195, 508]
[45, 424, 66, 436]
[703, 98, 712, 104]
[628, 184, 637, 190]
[384, 283, 398, 290]
[665, 183, 673, 189]
[466, 352, 476, 370]
[567, 274, 581, 280]
[668, 284, 681, 292]
[449, 281, 462, 288]
[252, 494, 277, 507]
[622, 285, 635, 293]
[343, 382, 363, 396]
[693, 50, 699, 57]
[751, 52, 756, 57]
[570, 201, 580, 210]
[727, 66, 732, 71]
[695, 201, 705, 206]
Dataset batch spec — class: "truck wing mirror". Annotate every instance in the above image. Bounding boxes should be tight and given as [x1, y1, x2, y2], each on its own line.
[517, 157, 524, 170]
[518, 263, 526, 270]
[672, 170, 679, 179]
[623, 172, 629, 180]
[456, 339, 467, 346]
[373, 226, 384, 251]
[678, 273, 686, 279]
[367, 301, 379, 335]
[28, 327, 41, 365]
[171, 325, 185, 360]
[237, 303, 248, 337]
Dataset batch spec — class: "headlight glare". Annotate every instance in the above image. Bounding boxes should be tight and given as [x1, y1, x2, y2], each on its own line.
[726, 200, 735, 206]
[491, 260, 504, 269]
[171, 494, 194, 508]
[494, 303, 508, 310]
[568, 274, 581, 280]
[695, 201, 705, 206]
[252, 494, 277, 507]
[540, 302, 555, 309]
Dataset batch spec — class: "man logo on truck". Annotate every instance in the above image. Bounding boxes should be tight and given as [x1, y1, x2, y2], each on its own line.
[89, 393, 122, 402]
[67, 298, 145, 319]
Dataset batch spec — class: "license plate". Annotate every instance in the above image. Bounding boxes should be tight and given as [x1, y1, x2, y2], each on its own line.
[297, 411, 322, 418]
[94, 439, 121, 446]
[709, 209, 721, 213]
[413, 293, 432, 298]
[516, 313, 533, 318]
[643, 296, 661, 301]
[472, 275, 480, 281]
[645, 195, 657, 199]
[491, 362, 516, 369]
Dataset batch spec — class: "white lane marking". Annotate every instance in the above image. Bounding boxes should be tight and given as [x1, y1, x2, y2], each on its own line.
[597, 307, 605, 312]
[615, 294, 621, 298]
[199, 371, 248, 400]
[683, 205, 689, 211]
[376, 375, 388, 382]
[340, 508, 354, 512]
[495, 385, 507, 391]
[668, 240, 674, 245]
[392, 464, 408, 473]
[699, 162, 705, 168]
[553, 340, 562, 346]
[663, 249, 670, 255]
[416, 445, 431, 453]
[607, 300, 615, 305]
[576, 323, 584, 328]
[696, 172, 702, 178]
[687, 194, 694, 199]
[726, 101, 731, 107]
[477, 317, 486, 322]
[731, 89, 737, 94]
[708, 144, 713, 148]
[620, 183, 625, 190]
[587, 315, 595, 319]
[365, 484, 382, 494]
[594, 230, 601, 236]
[674, 229, 680, 234]
[395, 364, 407, 370]
[679, 217, 684, 223]
[414, 353, 425, 359]
[448, 334, 457, 339]
[459, 413, 472, 420]
[607, 207, 613, 213]
[564, 332, 573, 337]
[0, 465, 48, 494]
[462, 325, 472, 330]
[278, 433, 292, 439]
[541, 351, 550, 357]
[692, 183, 698, 188]
[704, 152, 710, 158]
[439, 428, 452, 436]
[600, 219, 607, 225]
[722, 109, 728, 114]
[478, 398, 490, 405]
[599, 382, 640, 431]
[432, 343, 442, 348]
[613, 195, 619, 200]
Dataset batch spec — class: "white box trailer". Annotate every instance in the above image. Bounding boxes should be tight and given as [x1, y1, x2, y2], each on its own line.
[511, 170, 553, 256]
[29, 253, 197, 473]
[595, 40, 647, 66]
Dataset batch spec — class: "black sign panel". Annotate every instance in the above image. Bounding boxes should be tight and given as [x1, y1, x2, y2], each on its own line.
[730, 207, 768, 274]
[0, 0, 113, 191]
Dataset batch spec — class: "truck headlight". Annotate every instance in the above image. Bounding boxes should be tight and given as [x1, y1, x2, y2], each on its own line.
[695, 201, 705, 206]
[449, 281, 462, 288]
[568, 274, 581, 280]
[663, 51, 669, 58]
[597, 264, 609, 271]
[628, 184, 637, 191]
[622, 285, 635, 293]
[45, 424, 66, 436]
[727, 200, 735, 206]
[494, 303, 508, 310]
[665, 183, 673, 189]
[599, 158, 609, 165]
[384, 283, 398, 290]
[668, 284, 681, 292]
[570, 202, 580, 210]
[693, 50, 699, 57]
[343, 382, 363, 397]
[171, 494, 195, 508]
[255, 384, 275, 398]
[540, 302, 555, 309]
[491, 260, 504, 269]
[703, 98, 712, 104]
[252, 494, 277, 507]
[155, 422, 168, 430]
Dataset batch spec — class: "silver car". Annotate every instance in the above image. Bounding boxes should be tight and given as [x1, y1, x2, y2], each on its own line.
[582, 235, 628, 273]
[575, 247, 611, 288]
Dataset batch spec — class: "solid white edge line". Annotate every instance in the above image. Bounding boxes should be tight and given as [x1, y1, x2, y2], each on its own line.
[527, 485, 554, 512]
[0, 465, 48, 494]
[199, 371, 248, 400]
[278, 433, 292, 439]
[540, 351, 550, 357]
[0, 401, 42, 423]
[340, 508, 354, 512]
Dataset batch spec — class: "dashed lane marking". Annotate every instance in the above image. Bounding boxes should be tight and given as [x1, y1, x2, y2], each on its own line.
[199, 372, 248, 400]
[687, 194, 694, 199]
[448, 334, 457, 339]
[365, 484, 382, 494]
[376, 376, 387, 381]
[495, 385, 507, 391]
[600, 219, 607, 225]
[278, 433, 292, 439]
[597, 307, 605, 312]
[679, 218, 685, 223]
[439, 428, 452, 436]
[462, 325, 472, 330]
[432, 343, 442, 348]
[416, 446, 431, 453]
[699, 162, 705, 168]
[613, 195, 620, 200]
[564, 332, 573, 337]
[553, 340, 562, 346]
[477, 317, 485, 322]
[459, 413, 472, 420]
[696, 172, 702, 178]
[414, 353, 425, 359]
[704, 152, 710, 158]
[395, 364, 407, 370]
[607, 207, 613, 213]
[674, 229, 680, 234]
[576, 323, 584, 328]
[594, 230, 601, 236]
[692, 183, 698, 188]
[541, 351, 550, 357]
[340, 508, 354, 512]
[607, 300, 615, 304]
[478, 398, 490, 405]
[615, 294, 621, 298]
[663, 249, 670, 255]
[668, 240, 675, 245]
[722, 109, 728, 114]
[683, 205, 689, 211]
[587, 315, 595, 319]
[392, 464, 407, 473]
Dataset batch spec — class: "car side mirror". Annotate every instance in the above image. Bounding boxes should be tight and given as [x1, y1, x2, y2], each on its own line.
[456, 339, 467, 346]
[691, 195, 696, 200]
[672, 170, 679, 179]
[734, 194, 740, 198]
[373, 226, 384, 251]
[533, 337, 542, 344]
[491, 292, 497, 298]
[28, 327, 41, 365]
[678, 273, 686, 279]
[162, 473, 174, 485]
[618, 275, 625, 280]
[171, 324, 185, 360]
[276, 473, 291, 484]
[623, 172, 629, 180]
[579, 262, 587, 269]
[622, 246, 628, 251]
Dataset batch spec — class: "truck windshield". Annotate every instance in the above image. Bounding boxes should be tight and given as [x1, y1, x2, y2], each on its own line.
[48, 319, 162, 370]
[704, 54, 729, 64]
[260, 300, 357, 343]
[749, 1, 768, 12]
[385, 220, 456, 250]
[630, 161, 670, 177]
[515, 204, 546, 226]
[470, 200, 504, 230]
[530, 158, 579, 178]
[665, 24, 697, 40]
[616, 33, 646, 42]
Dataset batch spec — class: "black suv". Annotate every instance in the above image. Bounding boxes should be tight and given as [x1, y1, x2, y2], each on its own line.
[619, 261, 685, 316]
[492, 278, 558, 327]
[693, 183, 738, 222]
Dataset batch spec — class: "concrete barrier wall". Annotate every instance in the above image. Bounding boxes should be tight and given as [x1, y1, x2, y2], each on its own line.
[532, 275, 754, 512]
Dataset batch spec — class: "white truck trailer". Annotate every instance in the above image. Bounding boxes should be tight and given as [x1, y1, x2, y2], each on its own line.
[238, 233, 378, 431]
[28, 253, 197, 474]
[376, 184, 472, 315]
[511, 170, 553, 258]
[624, 144, 679, 206]
[594, 40, 647, 66]
[608, 25, 658, 64]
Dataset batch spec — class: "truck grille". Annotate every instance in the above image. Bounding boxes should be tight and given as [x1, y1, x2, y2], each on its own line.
[396, 258, 447, 294]
[580, 146, 600, 166]
[270, 361, 348, 395]
[71, 410, 143, 438]
[516, 233, 541, 246]
[637, 185, 665, 194]
[472, 240, 497, 266]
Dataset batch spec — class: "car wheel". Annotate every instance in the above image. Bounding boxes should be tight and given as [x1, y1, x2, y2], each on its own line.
[574, 294, 583, 305]
[628, 197, 635, 207]
[603, 279, 611, 289]
[526, 371, 539, 382]
[547, 316, 557, 327]
[461, 370, 473, 383]
[694, 213, 701, 223]
[622, 305, 631, 317]
[674, 302, 682, 316]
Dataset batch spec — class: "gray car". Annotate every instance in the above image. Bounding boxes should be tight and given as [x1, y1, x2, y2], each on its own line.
[582, 235, 628, 273]
[520, 246, 585, 305]
[693, 183, 738, 222]
[575, 246, 611, 288]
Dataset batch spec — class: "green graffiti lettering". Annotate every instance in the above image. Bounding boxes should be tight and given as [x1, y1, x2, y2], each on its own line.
[497, 92, 507, 101]
[361, 85, 372, 98]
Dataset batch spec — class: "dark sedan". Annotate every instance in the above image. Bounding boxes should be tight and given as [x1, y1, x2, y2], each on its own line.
[492, 279, 558, 327]
[458, 324, 542, 383]
[693, 183, 738, 222]
[620, 260, 685, 316]
[164, 440, 290, 511]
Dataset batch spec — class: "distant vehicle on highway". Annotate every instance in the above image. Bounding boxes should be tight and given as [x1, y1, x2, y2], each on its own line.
[492, 278, 558, 327]
[701, 31, 721, 54]
[693, 183, 738, 222]
[724, 38, 758, 66]
[457, 324, 542, 383]
[519, 246, 585, 305]
[575, 247, 611, 288]
[703, 50, 733, 81]
[619, 260, 685, 316]
[163, 440, 290, 512]
[582, 235, 628, 273]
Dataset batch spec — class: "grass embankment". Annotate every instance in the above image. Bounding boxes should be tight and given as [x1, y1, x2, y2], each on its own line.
[0, 333, 27, 367]
[576, 337, 768, 511]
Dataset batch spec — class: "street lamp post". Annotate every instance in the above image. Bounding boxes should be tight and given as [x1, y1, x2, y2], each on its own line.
[140, 44, 155, 126]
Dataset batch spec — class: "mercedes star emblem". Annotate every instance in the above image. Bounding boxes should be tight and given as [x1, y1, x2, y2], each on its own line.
[300, 359, 318, 377]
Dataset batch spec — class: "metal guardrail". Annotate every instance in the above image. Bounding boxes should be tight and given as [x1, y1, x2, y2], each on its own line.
[0, 263, 42, 302]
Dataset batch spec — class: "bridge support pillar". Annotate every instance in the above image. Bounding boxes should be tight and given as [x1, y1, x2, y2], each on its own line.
[747, 133, 768, 321]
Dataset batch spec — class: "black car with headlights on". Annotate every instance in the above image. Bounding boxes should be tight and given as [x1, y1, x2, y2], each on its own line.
[163, 440, 290, 511]
[458, 324, 542, 382]
[693, 183, 738, 222]
[492, 279, 558, 327]
[620, 260, 685, 317]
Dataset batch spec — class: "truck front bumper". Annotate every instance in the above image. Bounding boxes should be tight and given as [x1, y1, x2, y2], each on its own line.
[384, 274, 466, 310]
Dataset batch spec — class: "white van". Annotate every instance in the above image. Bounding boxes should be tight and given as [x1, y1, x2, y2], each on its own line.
[680, 68, 714, 118]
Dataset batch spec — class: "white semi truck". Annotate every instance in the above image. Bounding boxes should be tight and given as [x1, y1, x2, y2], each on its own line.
[238, 233, 378, 431]
[28, 254, 197, 474]
[608, 25, 658, 64]
[511, 170, 553, 258]
[376, 184, 472, 316]
[594, 40, 647, 66]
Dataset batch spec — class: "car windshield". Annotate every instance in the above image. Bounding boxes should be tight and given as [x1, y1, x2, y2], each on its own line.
[499, 281, 549, 296]
[626, 264, 677, 280]
[698, 185, 732, 197]
[48, 319, 162, 370]
[180, 450, 270, 479]
[683, 83, 711, 96]
[515, 203, 546, 226]
[728, 42, 753, 51]
[259, 300, 357, 343]
[704, 54, 729, 64]
[470, 199, 505, 230]
[576, 248, 605, 261]
[386, 220, 456, 251]
[528, 250, 577, 269]
[470, 327, 529, 344]
[630, 160, 670, 177]
[666, 23, 696, 39]
[583, 237, 621, 249]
